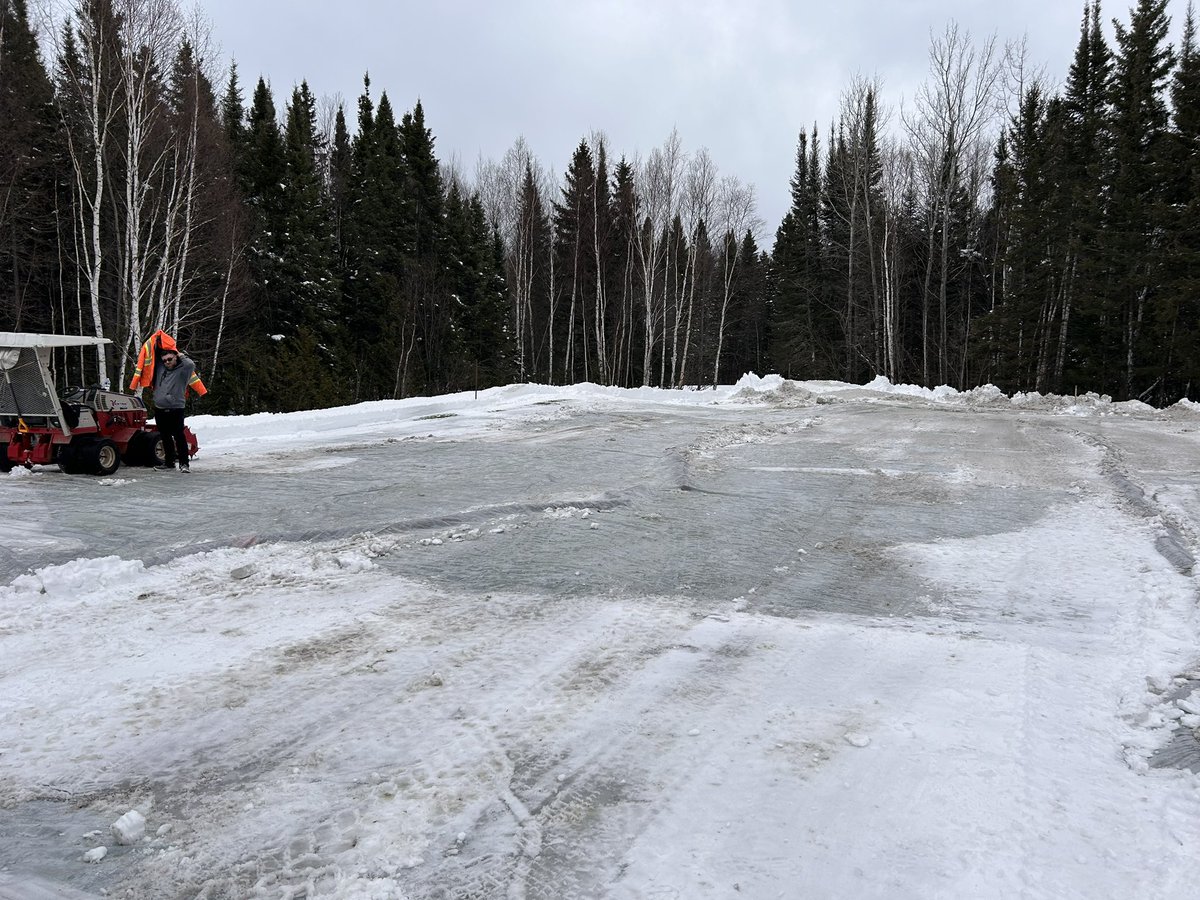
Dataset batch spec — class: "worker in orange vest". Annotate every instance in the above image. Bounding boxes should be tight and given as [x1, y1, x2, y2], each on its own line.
[129, 330, 207, 472]
[129, 330, 207, 398]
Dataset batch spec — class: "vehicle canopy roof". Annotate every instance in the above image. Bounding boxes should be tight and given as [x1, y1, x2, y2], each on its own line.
[0, 332, 111, 350]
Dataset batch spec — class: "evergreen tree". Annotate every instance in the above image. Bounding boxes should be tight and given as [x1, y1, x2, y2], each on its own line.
[274, 81, 342, 408]
[340, 81, 412, 399]
[770, 128, 834, 379]
[554, 140, 598, 383]
[1058, 1, 1115, 394]
[725, 232, 769, 378]
[985, 85, 1066, 392]
[513, 160, 553, 382]
[444, 181, 512, 387]
[0, 0, 60, 333]
[1103, 0, 1174, 398]
[399, 100, 451, 391]
[608, 157, 640, 385]
[220, 60, 244, 147]
[329, 105, 352, 270]
[1157, 2, 1200, 399]
[225, 77, 292, 409]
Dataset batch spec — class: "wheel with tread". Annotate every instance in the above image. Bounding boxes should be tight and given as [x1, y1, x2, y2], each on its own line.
[145, 431, 166, 467]
[0, 442, 12, 473]
[57, 444, 81, 474]
[125, 430, 165, 467]
[87, 438, 121, 476]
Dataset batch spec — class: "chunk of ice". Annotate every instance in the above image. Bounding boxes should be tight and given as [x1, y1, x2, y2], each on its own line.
[111, 809, 146, 845]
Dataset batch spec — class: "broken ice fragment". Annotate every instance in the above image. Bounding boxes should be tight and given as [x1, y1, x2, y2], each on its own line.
[111, 809, 145, 845]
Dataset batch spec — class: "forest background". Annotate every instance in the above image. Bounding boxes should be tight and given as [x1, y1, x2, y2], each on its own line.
[2, 0, 1198, 412]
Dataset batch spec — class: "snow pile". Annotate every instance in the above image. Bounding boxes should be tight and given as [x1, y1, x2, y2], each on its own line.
[862, 374, 960, 400]
[722, 373, 1170, 419]
[730, 373, 820, 406]
[5, 555, 144, 603]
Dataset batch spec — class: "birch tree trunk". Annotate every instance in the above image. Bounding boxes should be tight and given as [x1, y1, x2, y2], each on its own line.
[711, 178, 755, 388]
[54, 2, 122, 387]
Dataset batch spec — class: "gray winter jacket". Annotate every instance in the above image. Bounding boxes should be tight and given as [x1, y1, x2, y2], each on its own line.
[153, 354, 196, 410]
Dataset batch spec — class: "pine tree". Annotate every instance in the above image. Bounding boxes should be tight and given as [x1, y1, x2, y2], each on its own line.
[986, 84, 1060, 391]
[444, 181, 512, 387]
[1103, 0, 1174, 399]
[725, 232, 769, 378]
[328, 105, 352, 270]
[770, 128, 834, 379]
[340, 80, 412, 399]
[513, 160, 553, 382]
[227, 77, 293, 409]
[398, 99, 450, 391]
[1053, 1, 1115, 394]
[608, 157, 639, 385]
[554, 140, 598, 383]
[274, 81, 342, 408]
[221, 61, 244, 147]
[0, 0, 61, 333]
[1157, 2, 1200, 399]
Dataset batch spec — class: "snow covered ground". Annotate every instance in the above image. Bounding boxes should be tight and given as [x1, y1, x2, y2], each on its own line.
[2, 374, 1200, 899]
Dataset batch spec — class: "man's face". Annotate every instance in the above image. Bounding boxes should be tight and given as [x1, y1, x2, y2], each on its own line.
[162, 353, 178, 368]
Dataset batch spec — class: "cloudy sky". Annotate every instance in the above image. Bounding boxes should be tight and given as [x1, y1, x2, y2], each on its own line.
[199, 0, 1176, 235]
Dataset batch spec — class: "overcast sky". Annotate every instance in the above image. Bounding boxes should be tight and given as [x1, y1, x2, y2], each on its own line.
[198, 0, 1183, 236]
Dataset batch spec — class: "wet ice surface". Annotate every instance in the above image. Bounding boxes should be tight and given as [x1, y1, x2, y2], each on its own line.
[3, 381, 1200, 899]
[3, 405, 1064, 612]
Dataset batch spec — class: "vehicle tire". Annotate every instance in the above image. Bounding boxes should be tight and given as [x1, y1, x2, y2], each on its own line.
[57, 444, 81, 474]
[0, 443, 12, 473]
[144, 431, 166, 467]
[122, 432, 143, 466]
[125, 430, 165, 467]
[87, 438, 121, 476]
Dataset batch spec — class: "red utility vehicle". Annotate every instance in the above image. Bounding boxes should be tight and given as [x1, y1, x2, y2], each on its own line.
[0, 332, 197, 476]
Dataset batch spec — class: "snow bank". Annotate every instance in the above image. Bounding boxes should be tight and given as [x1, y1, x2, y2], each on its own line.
[5, 556, 144, 603]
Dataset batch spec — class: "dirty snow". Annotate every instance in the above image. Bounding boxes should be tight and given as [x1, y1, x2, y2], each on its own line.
[1, 375, 1199, 899]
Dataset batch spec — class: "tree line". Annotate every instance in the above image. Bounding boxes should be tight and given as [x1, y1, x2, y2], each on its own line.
[1, 0, 1197, 411]
[776, 0, 1200, 404]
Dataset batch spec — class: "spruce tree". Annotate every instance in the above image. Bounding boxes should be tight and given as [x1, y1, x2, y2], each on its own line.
[1104, 0, 1174, 398]
[1057, 1, 1115, 394]
[398, 100, 450, 391]
[554, 140, 598, 383]
[1158, 2, 1200, 399]
[608, 157, 639, 385]
[0, 0, 60, 333]
[514, 160, 553, 383]
[273, 82, 341, 408]
[770, 128, 834, 379]
[444, 180, 512, 388]
[329, 105, 352, 270]
[228, 77, 292, 409]
[726, 232, 769, 378]
[340, 81, 410, 399]
[221, 61, 244, 147]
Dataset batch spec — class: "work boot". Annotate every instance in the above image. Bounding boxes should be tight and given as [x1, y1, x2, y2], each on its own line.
[178, 462, 190, 473]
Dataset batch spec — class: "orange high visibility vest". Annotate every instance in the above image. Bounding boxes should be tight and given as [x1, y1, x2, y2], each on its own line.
[129, 330, 208, 397]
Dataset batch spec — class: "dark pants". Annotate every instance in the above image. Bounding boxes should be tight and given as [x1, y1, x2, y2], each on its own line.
[156, 407, 188, 466]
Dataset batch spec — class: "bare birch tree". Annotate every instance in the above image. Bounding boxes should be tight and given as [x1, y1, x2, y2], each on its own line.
[674, 148, 716, 386]
[710, 176, 756, 387]
[905, 22, 1002, 385]
[635, 129, 684, 385]
[52, 0, 121, 385]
